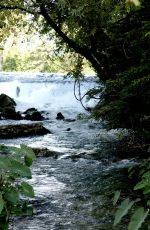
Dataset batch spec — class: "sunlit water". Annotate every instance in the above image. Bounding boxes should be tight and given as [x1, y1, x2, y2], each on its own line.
[0, 72, 134, 229]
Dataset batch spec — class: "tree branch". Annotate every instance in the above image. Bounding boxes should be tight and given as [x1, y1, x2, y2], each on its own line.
[0, 2, 105, 76]
[40, 5, 104, 75]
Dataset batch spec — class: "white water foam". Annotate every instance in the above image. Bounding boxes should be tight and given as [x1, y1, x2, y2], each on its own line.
[0, 73, 98, 115]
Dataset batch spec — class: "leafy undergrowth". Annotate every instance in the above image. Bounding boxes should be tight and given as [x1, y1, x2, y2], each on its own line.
[0, 144, 35, 229]
[113, 158, 150, 230]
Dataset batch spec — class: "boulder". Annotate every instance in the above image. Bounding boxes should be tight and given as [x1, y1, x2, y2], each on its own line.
[66, 128, 71, 131]
[0, 123, 50, 139]
[23, 108, 44, 121]
[56, 112, 65, 120]
[31, 148, 59, 158]
[0, 94, 22, 120]
[0, 94, 16, 109]
[1, 107, 22, 120]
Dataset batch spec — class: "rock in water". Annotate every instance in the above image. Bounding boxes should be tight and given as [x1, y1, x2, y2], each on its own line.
[0, 94, 16, 108]
[1, 107, 21, 120]
[65, 119, 76, 122]
[23, 108, 44, 121]
[31, 148, 59, 158]
[56, 112, 65, 120]
[0, 94, 22, 120]
[66, 128, 71, 131]
[0, 123, 51, 139]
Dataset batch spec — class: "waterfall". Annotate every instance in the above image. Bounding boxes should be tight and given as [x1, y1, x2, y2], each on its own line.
[0, 73, 97, 114]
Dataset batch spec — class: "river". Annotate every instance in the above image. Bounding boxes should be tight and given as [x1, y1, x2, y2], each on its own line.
[0, 72, 134, 230]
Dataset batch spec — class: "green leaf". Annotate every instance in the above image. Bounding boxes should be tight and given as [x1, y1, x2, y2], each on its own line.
[113, 191, 121, 205]
[21, 145, 36, 160]
[134, 180, 148, 190]
[24, 155, 33, 167]
[0, 194, 4, 214]
[147, 200, 150, 206]
[23, 205, 33, 216]
[143, 186, 150, 195]
[21, 145, 35, 167]
[0, 156, 10, 169]
[142, 171, 150, 179]
[114, 198, 135, 226]
[0, 145, 35, 165]
[4, 188, 19, 205]
[11, 203, 33, 216]
[10, 158, 32, 179]
[128, 207, 149, 230]
[11, 205, 25, 216]
[0, 145, 21, 156]
[20, 182, 34, 198]
[0, 156, 32, 179]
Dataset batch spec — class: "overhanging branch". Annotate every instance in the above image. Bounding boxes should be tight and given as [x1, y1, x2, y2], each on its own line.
[0, 2, 105, 76]
[40, 5, 104, 75]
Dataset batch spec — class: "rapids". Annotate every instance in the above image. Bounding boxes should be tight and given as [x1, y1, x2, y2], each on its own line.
[0, 72, 134, 230]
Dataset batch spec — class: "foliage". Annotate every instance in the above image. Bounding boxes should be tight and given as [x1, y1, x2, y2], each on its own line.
[3, 56, 18, 71]
[0, 9, 26, 44]
[0, 2, 149, 228]
[114, 198, 135, 226]
[0, 144, 35, 229]
[113, 159, 150, 229]
[91, 0, 150, 140]
[2, 30, 94, 73]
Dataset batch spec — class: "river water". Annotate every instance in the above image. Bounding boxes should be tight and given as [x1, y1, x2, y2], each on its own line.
[0, 72, 134, 230]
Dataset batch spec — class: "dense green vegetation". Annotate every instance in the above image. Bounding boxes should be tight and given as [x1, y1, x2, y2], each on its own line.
[0, 0, 149, 229]
[113, 160, 150, 229]
[0, 145, 35, 228]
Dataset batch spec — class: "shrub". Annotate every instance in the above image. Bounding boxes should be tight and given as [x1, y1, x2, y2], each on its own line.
[113, 159, 150, 229]
[0, 144, 35, 229]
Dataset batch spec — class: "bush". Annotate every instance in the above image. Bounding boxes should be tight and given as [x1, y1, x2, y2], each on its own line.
[113, 159, 150, 229]
[0, 144, 35, 229]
